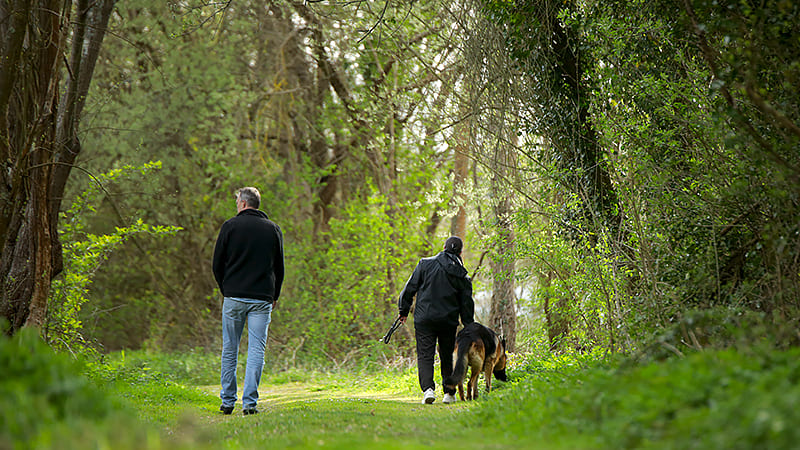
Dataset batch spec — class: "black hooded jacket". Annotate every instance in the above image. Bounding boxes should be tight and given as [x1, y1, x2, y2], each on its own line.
[212, 208, 284, 302]
[398, 251, 475, 326]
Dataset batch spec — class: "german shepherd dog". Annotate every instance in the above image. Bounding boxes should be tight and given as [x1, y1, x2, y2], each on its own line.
[444, 322, 507, 401]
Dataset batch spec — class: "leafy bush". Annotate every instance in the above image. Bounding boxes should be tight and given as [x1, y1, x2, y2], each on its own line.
[0, 326, 225, 449]
[469, 347, 800, 449]
[0, 327, 160, 448]
[274, 186, 433, 364]
[48, 162, 181, 352]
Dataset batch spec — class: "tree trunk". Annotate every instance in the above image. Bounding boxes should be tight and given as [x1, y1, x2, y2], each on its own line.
[488, 135, 517, 351]
[450, 110, 470, 238]
[0, 0, 116, 334]
[542, 272, 570, 352]
[544, 4, 619, 233]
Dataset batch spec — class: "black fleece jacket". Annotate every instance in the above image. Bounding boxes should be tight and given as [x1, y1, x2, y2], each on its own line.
[398, 251, 474, 326]
[212, 208, 284, 302]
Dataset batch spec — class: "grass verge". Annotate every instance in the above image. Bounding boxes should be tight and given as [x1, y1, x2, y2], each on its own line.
[6, 332, 800, 449]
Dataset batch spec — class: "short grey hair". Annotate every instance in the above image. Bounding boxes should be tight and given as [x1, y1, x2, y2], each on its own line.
[236, 187, 261, 209]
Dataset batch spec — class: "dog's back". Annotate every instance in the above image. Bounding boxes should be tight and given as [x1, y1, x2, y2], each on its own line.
[445, 322, 506, 400]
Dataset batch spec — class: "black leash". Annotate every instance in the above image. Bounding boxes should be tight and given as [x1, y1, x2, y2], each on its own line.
[380, 317, 404, 344]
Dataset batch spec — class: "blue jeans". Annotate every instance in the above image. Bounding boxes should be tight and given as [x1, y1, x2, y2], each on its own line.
[220, 297, 273, 409]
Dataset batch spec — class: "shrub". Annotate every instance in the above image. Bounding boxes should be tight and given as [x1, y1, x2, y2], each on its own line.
[0, 326, 162, 449]
[469, 347, 800, 449]
[0, 327, 113, 444]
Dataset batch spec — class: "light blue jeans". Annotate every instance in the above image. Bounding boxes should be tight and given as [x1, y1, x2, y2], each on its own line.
[220, 297, 273, 409]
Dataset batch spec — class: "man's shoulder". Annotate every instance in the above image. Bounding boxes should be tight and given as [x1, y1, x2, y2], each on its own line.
[231, 210, 279, 226]
[419, 255, 438, 266]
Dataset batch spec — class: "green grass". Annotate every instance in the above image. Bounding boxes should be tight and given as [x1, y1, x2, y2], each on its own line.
[104, 359, 480, 449]
[0, 328, 162, 450]
[89, 350, 594, 449]
[467, 347, 800, 449]
[6, 332, 800, 449]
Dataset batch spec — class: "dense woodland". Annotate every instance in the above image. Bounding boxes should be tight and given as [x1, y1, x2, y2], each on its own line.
[1, 0, 799, 363]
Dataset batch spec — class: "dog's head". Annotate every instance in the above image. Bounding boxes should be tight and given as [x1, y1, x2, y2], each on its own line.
[493, 338, 508, 382]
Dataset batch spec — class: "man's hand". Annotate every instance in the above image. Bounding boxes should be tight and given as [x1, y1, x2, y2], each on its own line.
[398, 315, 407, 324]
[272, 300, 278, 311]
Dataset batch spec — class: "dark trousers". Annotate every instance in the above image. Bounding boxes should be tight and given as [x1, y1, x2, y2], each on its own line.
[415, 321, 457, 393]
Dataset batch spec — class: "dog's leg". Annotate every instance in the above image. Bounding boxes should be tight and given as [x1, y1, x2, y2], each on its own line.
[458, 378, 465, 401]
[468, 367, 480, 400]
[484, 364, 493, 394]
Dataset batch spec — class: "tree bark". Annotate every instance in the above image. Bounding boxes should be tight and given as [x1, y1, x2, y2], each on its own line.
[488, 134, 517, 351]
[450, 111, 470, 238]
[1, 0, 116, 334]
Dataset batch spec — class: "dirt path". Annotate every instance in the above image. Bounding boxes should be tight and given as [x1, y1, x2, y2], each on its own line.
[197, 382, 418, 408]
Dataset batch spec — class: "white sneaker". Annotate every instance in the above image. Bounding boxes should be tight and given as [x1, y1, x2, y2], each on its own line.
[422, 388, 435, 404]
[443, 393, 456, 404]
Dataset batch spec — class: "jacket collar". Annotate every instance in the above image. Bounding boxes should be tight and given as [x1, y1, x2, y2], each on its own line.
[435, 251, 468, 278]
[236, 208, 269, 220]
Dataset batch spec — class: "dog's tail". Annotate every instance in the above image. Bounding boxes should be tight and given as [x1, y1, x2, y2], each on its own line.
[444, 338, 470, 394]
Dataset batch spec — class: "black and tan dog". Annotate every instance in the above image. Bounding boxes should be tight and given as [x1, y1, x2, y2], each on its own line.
[444, 322, 507, 401]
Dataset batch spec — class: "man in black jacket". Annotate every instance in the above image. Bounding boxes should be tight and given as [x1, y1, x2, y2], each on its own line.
[398, 236, 474, 404]
[213, 187, 284, 416]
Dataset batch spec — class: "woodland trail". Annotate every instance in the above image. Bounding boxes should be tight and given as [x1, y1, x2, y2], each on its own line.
[197, 382, 419, 408]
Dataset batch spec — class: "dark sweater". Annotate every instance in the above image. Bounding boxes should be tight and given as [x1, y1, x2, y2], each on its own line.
[212, 209, 284, 302]
[398, 251, 474, 326]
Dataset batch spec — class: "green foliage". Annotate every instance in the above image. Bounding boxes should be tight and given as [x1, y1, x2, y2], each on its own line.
[72, 0, 458, 356]
[582, 0, 800, 333]
[276, 187, 433, 363]
[472, 0, 800, 350]
[1, 327, 107, 442]
[74, 0, 261, 351]
[63, 0, 799, 361]
[48, 163, 181, 351]
[470, 347, 800, 449]
[0, 325, 164, 449]
[511, 206, 634, 353]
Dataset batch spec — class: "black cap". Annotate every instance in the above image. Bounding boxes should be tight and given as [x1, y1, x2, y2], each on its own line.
[444, 236, 463, 255]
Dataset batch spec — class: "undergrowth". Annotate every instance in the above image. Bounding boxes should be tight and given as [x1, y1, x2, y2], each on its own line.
[0, 328, 162, 450]
[5, 325, 800, 449]
[468, 346, 800, 449]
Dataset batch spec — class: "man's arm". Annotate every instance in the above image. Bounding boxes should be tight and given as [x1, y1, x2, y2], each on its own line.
[212, 223, 228, 294]
[398, 261, 423, 318]
[273, 225, 285, 302]
[459, 277, 475, 325]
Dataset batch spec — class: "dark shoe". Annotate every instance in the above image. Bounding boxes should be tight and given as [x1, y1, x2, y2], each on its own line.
[220, 404, 234, 415]
[243, 407, 259, 415]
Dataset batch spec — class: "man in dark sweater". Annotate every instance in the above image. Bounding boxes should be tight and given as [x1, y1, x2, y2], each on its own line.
[398, 236, 474, 404]
[213, 187, 284, 415]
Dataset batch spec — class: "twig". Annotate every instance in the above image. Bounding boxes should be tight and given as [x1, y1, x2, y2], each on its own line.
[659, 341, 685, 358]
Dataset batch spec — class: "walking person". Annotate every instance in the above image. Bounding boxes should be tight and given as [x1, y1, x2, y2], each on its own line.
[397, 236, 475, 404]
[213, 187, 285, 415]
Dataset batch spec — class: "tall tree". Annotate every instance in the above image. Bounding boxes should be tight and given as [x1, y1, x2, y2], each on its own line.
[488, 133, 517, 351]
[481, 0, 620, 237]
[450, 108, 470, 239]
[1, 0, 116, 334]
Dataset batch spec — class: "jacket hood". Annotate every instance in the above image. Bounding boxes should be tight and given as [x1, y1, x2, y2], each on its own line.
[237, 208, 270, 220]
[435, 251, 468, 279]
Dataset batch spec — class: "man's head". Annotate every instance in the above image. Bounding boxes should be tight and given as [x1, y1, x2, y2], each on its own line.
[444, 236, 463, 256]
[236, 187, 261, 212]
